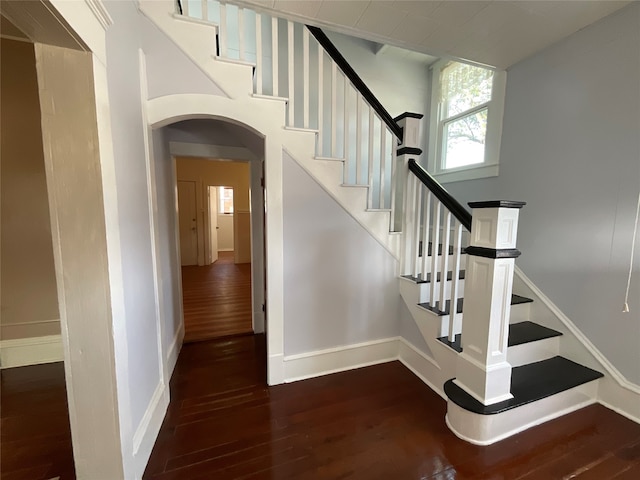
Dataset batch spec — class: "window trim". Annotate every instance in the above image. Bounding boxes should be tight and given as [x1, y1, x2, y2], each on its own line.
[427, 60, 507, 184]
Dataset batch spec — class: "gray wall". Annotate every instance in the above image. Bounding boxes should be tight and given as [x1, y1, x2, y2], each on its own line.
[283, 152, 400, 354]
[445, 4, 640, 384]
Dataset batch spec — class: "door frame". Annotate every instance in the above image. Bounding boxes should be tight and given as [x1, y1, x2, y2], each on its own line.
[171, 152, 266, 336]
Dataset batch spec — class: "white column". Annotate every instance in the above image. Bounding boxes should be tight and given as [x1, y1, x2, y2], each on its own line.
[454, 201, 526, 406]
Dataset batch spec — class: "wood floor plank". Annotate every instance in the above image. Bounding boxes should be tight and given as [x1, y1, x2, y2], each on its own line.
[182, 251, 253, 343]
[143, 335, 640, 479]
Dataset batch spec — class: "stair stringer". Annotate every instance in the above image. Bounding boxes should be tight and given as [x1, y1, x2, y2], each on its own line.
[139, 0, 253, 99]
[399, 279, 457, 390]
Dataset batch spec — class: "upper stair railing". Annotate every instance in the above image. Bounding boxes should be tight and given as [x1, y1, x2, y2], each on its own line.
[177, 0, 401, 214]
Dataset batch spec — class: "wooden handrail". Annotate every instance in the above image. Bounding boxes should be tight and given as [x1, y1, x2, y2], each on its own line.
[408, 159, 472, 231]
[307, 26, 403, 141]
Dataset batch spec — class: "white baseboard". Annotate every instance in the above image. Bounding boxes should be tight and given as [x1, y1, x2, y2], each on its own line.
[283, 337, 400, 383]
[167, 323, 184, 376]
[398, 338, 446, 400]
[133, 381, 169, 479]
[0, 335, 64, 368]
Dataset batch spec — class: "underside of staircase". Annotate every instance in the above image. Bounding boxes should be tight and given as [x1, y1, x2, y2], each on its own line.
[143, 0, 605, 446]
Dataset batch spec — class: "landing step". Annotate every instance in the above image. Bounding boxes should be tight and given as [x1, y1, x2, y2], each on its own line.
[437, 321, 562, 353]
[444, 356, 603, 415]
[402, 270, 465, 284]
[418, 293, 532, 316]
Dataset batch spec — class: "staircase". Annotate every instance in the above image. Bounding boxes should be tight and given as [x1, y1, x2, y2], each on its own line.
[141, 0, 604, 445]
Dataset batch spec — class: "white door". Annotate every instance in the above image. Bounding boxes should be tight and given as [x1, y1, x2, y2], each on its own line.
[177, 180, 198, 266]
[208, 186, 219, 264]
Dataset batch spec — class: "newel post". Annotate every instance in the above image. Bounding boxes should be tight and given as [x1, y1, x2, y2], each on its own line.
[454, 201, 526, 405]
[391, 112, 423, 234]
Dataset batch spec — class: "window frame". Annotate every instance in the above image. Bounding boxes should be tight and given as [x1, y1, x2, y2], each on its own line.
[427, 59, 507, 184]
[218, 186, 234, 214]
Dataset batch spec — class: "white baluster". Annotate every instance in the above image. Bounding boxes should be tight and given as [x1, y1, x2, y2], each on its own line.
[367, 106, 374, 208]
[411, 183, 422, 278]
[219, 2, 227, 57]
[238, 7, 245, 61]
[421, 191, 432, 282]
[287, 21, 294, 126]
[401, 173, 415, 275]
[343, 75, 348, 168]
[355, 95, 362, 184]
[331, 62, 337, 157]
[255, 13, 262, 94]
[317, 47, 323, 156]
[303, 27, 309, 129]
[202, 0, 208, 20]
[271, 17, 278, 96]
[449, 220, 463, 342]
[439, 210, 452, 310]
[182, 0, 190, 16]
[379, 124, 386, 209]
[430, 200, 441, 308]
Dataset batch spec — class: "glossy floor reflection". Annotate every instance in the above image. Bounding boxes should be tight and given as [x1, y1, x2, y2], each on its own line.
[144, 335, 640, 479]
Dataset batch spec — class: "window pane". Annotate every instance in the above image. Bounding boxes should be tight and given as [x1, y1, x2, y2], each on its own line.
[443, 109, 487, 169]
[218, 187, 233, 214]
[441, 62, 493, 118]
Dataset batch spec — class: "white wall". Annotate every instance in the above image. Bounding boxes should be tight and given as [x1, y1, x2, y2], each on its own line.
[282, 152, 400, 354]
[217, 214, 234, 250]
[152, 127, 183, 364]
[445, 3, 640, 384]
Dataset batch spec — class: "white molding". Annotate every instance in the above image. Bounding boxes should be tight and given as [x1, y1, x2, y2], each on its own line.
[398, 338, 446, 400]
[171, 13, 218, 28]
[1, 318, 60, 327]
[167, 322, 184, 376]
[0, 335, 64, 368]
[283, 337, 400, 383]
[132, 381, 168, 479]
[84, 0, 113, 30]
[433, 163, 499, 184]
[515, 267, 640, 396]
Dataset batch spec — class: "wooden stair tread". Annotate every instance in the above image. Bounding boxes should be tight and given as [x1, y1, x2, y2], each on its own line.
[437, 321, 562, 353]
[418, 294, 533, 316]
[444, 356, 603, 415]
[401, 270, 465, 284]
[418, 241, 465, 257]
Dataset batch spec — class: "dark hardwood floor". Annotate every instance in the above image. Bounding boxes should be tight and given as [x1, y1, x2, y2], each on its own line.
[0, 362, 75, 480]
[144, 335, 640, 479]
[182, 251, 253, 342]
[2, 336, 639, 479]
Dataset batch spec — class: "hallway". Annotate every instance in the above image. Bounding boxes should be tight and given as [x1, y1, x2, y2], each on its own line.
[181, 251, 253, 342]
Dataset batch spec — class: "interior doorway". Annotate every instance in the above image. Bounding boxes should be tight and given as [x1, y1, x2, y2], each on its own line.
[173, 156, 260, 343]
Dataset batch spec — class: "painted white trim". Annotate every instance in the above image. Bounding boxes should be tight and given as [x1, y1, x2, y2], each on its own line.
[132, 382, 169, 479]
[515, 267, 640, 395]
[169, 141, 258, 161]
[445, 387, 598, 446]
[84, 0, 113, 30]
[398, 338, 446, 400]
[167, 322, 184, 376]
[0, 335, 64, 368]
[433, 163, 499, 184]
[283, 337, 400, 383]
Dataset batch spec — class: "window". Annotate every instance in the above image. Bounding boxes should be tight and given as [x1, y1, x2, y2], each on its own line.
[218, 187, 233, 214]
[428, 60, 506, 183]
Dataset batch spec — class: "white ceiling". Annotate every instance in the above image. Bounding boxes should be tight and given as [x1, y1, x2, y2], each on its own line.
[237, 0, 631, 69]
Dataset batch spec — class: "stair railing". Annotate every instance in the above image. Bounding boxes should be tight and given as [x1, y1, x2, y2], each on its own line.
[176, 0, 401, 214]
[402, 157, 470, 344]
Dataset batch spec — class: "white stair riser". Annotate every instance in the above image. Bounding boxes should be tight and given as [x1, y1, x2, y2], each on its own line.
[446, 380, 599, 445]
[507, 336, 560, 367]
[417, 279, 465, 304]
